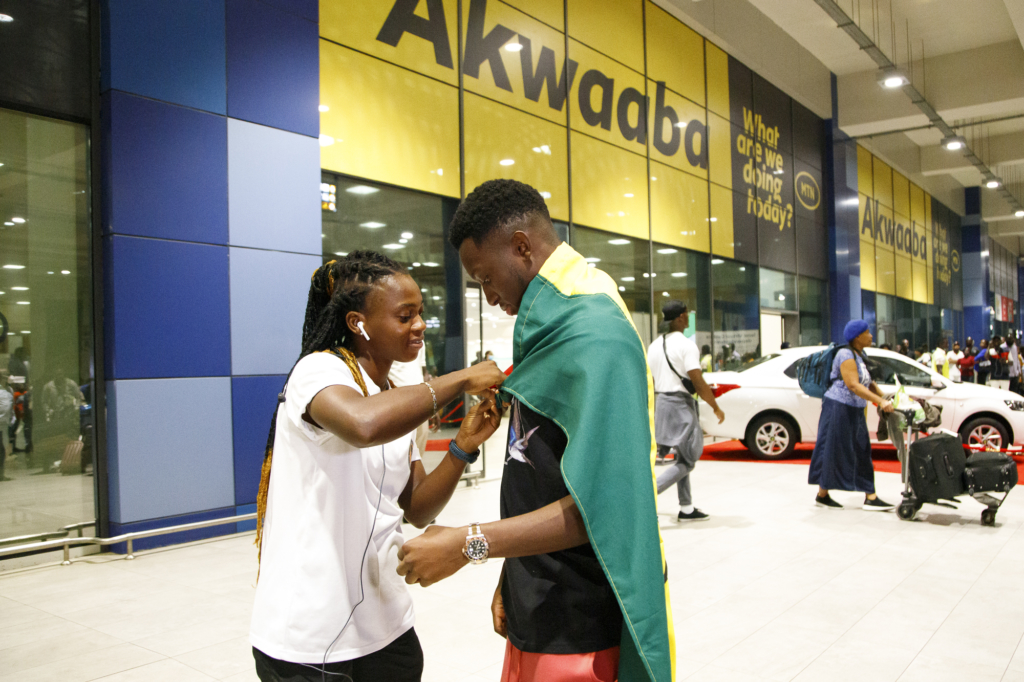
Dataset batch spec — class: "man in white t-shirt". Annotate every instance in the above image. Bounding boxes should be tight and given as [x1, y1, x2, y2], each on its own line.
[647, 301, 725, 522]
[931, 338, 949, 378]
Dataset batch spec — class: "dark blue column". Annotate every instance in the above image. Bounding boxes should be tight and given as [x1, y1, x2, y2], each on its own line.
[826, 73, 861, 341]
[962, 186, 990, 343]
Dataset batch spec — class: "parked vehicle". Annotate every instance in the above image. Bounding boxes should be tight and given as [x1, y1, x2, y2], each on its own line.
[701, 346, 1024, 459]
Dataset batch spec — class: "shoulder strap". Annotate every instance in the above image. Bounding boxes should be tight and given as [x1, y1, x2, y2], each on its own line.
[662, 335, 686, 382]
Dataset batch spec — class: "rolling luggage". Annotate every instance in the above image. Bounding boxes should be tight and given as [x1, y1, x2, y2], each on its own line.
[59, 438, 83, 475]
[963, 451, 1018, 495]
[907, 432, 966, 503]
[888, 409, 1014, 526]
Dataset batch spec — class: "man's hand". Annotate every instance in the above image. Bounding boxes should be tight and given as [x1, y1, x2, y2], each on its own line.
[396, 525, 468, 587]
[491, 577, 507, 638]
[714, 407, 725, 424]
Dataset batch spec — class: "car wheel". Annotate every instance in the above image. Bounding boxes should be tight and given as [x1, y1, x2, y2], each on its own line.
[960, 417, 1010, 451]
[745, 414, 798, 460]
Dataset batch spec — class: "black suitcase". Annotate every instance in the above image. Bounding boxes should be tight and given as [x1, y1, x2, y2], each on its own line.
[963, 451, 1018, 494]
[908, 432, 967, 502]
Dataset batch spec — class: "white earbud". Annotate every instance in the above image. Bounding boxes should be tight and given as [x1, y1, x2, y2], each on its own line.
[357, 321, 371, 341]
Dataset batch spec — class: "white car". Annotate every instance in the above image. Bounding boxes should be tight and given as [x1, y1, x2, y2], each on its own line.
[700, 346, 1024, 459]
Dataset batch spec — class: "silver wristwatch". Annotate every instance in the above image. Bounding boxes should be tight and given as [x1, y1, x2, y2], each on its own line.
[463, 523, 489, 565]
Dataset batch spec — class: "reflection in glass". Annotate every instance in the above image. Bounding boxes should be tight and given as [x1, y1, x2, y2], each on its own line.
[572, 226, 653, 346]
[759, 268, 796, 312]
[712, 259, 759, 369]
[0, 108, 94, 540]
[322, 173, 456, 376]
[649, 244, 711, 352]
[799, 276, 829, 346]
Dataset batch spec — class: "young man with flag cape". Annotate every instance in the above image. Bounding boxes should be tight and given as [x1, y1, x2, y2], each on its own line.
[397, 180, 675, 682]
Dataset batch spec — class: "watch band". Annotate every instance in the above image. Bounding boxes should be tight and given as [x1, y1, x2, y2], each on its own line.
[463, 522, 489, 564]
[448, 439, 480, 464]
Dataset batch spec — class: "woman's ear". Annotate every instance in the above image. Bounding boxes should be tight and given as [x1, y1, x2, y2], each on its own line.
[345, 311, 365, 338]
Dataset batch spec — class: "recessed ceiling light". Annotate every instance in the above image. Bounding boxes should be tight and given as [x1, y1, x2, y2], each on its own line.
[878, 69, 908, 88]
[942, 136, 965, 151]
[61, 269, 70, 274]
[0, 162, 4, 167]
[662, 291, 670, 296]
[347, 185, 378, 195]
[11, 217, 25, 223]
[3, 222, 12, 226]
[47, 271, 53, 274]
[619, 286, 626, 291]
[401, 232, 413, 239]
[3, 264, 25, 269]
[504, 42, 523, 52]
[413, 262, 421, 267]
[382, 243, 404, 249]
[657, 248, 678, 254]
[711, 259, 724, 265]
[987, 179, 1001, 189]
[0, 14, 12, 22]
[499, 159, 515, 166]
[422, 262, 439, 267]
[540, 191, 552, 199]
[421, 288, 428, 292]
[399, 238, 408, 244]
[360, 221, 385, 228]
[432, 296, 441, 301]
[739, 266, 745, 271]
[675, 121, 687, 128]
[319, 134, 335, 147]
[20, 331, 30, 334]
[621, 276, 635, 282]
[608, 239, 630, 245]
[334, 251, 348, 256]
[585, 257, 601, 263]
[16, 301, 29, 305]
[671, 272, 687, 277]
[318, 104, 329, 112]
[11, 286, 27, 291]
[1016, 210, 1024, 218]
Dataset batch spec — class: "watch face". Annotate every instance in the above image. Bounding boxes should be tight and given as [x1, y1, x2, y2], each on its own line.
[466, 538, 488, 560]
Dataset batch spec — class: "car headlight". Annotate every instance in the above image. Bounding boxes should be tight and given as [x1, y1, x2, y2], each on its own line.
[1005, 400, 1024, 412]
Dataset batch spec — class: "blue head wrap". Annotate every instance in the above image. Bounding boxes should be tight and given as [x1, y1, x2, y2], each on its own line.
[843, 319, 870, 344]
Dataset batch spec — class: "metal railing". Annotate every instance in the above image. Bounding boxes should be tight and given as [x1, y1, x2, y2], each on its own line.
[0, 513, 256, 565]
[0, 521, 96, 548]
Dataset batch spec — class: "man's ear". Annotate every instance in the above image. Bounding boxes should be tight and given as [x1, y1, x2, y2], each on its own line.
[511, 230, 532, 264]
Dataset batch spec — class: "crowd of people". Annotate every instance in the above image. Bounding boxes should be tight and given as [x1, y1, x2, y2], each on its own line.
[879, 334, 1023, 390]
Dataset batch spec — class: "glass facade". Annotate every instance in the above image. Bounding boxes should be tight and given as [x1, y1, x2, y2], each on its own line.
[0, 108, 95, 539]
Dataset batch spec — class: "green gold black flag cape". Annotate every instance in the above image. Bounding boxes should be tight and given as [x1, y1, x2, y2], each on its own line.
[500, 243, 675, 682]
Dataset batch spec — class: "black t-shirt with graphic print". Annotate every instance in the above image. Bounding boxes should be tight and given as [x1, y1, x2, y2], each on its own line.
[499, 398, 623, 654]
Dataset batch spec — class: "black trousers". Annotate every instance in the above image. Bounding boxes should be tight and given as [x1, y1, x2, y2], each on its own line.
[253, 628, 423, 682]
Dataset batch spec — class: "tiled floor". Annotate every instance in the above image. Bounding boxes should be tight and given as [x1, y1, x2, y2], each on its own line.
[3, 458, 1024, 681]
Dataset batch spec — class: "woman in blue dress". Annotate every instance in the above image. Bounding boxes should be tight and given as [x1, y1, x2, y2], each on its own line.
[809, 320, 896, 510]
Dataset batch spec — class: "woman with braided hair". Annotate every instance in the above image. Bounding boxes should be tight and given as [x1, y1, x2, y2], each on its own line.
[250, 250, 505, 682]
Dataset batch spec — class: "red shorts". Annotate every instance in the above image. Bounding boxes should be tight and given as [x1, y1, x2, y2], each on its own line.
[500, 639, 620, 682]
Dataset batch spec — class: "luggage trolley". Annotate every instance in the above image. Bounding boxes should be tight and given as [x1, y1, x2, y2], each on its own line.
[886, 409, 1011, 526]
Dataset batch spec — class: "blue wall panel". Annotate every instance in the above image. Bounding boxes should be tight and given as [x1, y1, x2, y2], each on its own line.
[226, 0, 319, 137]
[104, 0, 227, 114]
[106, 92, 228, 244]
[107, 377, 234, 524]
[259, 0, 317, 21]
[229, 248, 322, 375]
[108, 507, 237, 553]
[232, 375, 287, 506]
[227, 119, 321, 254]
[107, 236, 231, 379]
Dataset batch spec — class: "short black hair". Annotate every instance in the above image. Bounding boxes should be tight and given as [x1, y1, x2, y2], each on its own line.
[448, 179, 552, 249]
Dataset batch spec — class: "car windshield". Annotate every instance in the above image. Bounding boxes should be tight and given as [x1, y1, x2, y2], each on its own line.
[865, 352, 934, 388]
[735, 353, 781, 372]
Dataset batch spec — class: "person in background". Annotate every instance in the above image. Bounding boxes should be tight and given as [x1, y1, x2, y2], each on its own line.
[647, 301, 725, 522]
[879, 343, 891, 351]
[931, 338, 949, 378]
[1008, 336, 1021, 395]
[0, 370, 12, 482]
[781, 341, 792, 350]
[975, 339, 992, 385]
[918, 345, 931, 368]
[965, 337, 976, 357]
[809, 320, 895, 511]
[700, 344, 713, 373]
[992, 335, 1006, 383]
[947, 341, 964, 382]
[901, 339, 912, 357]
[957, 344, 975, 384]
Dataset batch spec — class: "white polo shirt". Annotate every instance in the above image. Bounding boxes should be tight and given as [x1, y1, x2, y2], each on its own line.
[648, 332, 701, 393]
[250, 352, 416, 664]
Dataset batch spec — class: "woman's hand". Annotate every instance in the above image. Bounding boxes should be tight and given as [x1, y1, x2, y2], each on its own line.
[461, 361, 506, 395]
[455, 392, 504, 453]
[879, 398, 894, 413]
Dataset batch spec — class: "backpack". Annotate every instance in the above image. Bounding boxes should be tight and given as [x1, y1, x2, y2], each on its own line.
[795, 344, 847, 399]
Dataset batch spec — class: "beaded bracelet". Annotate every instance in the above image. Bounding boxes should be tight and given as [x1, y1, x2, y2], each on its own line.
[449, 439, 480, 464]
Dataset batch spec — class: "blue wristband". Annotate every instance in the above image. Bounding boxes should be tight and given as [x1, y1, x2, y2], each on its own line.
[448, 439, 480, 464]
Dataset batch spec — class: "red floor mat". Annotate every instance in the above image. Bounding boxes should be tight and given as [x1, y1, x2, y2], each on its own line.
[700, 440, 1024, 476]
